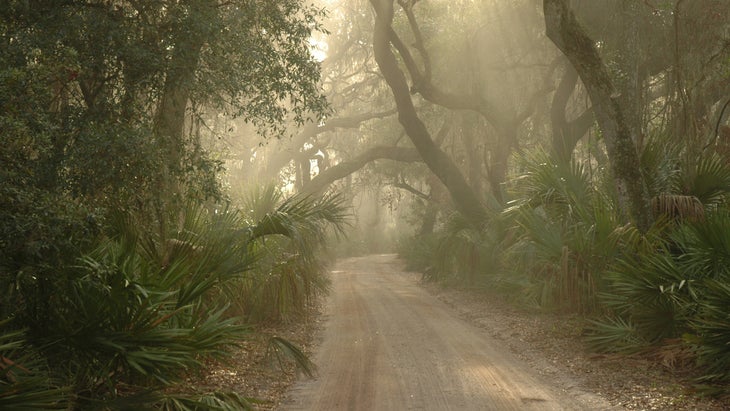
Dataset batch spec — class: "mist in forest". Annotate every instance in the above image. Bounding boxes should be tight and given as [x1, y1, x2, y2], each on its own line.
[216, 0, 552, 254]
[216, 0, 729, 256]
[2, 0, 730, 407]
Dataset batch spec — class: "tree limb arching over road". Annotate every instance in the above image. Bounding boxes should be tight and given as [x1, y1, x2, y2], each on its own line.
[279, 255, 616, 411]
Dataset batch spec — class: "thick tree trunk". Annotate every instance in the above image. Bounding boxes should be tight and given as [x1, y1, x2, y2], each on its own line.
[544, 0, 653, 232]
[370, 0, 486, 224]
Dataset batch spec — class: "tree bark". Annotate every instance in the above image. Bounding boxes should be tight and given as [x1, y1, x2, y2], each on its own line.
[544, 0, 653, 232]
[370, 0, 486, 224]
[459, 116, 483, 200]
[487, 127, 516, 204]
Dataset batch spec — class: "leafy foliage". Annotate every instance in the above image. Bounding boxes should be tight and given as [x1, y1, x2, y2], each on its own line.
[225, 186, 349, 323]
[1, 193, 346, 409]
[400, 143, 730, 390]
[692, 280, 730, 384]
[0, 323, 68, 410]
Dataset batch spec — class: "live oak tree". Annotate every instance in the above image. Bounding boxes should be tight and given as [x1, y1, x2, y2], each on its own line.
[2, 0, 329, 210]
[543, 0, 653, 232]
[370, 0, 487, 224]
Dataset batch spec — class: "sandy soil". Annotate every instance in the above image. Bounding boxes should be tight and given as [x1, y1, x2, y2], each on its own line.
[277, 254, 617, 411]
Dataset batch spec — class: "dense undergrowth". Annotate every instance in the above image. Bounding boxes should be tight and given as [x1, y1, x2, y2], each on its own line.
[399, 144, 730, 395]
[0, 188, 347, 410]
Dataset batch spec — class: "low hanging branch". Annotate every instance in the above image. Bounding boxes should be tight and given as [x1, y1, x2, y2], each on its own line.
[384, 1, 555, 204]
[392, 178, 431, 201]
[300, 146, 421, 195]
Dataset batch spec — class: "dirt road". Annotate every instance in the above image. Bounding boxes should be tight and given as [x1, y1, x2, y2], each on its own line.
[278, 255, 617, 411]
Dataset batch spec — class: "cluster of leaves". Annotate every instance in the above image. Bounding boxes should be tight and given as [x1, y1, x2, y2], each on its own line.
[1, 1, 341, 408]
[399, 140, 730, 390]
[223, 185, 349, 323]
[1, 0, 331, 208]
[1, 192, 347, 409]
[587, 212, 730, 388]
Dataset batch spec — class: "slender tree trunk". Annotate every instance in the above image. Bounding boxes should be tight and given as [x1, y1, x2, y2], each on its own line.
[459, 115, 483, 200]
[544, 0, 653, 232]
[300, 158, 312, 187]
[370, 0, 486, 224]
[487, 127, 516, 205]
[418, 203, 438, 236]
[617, 0, 643, 148]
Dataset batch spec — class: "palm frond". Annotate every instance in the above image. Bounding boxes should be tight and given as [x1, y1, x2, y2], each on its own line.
[0, 324, 68, 410]
[652, 194, 705, 222]
[691, 280, 730, 384]
[584, 316, 647, 354]
[674, 211, 730, 281]
[681, 153, 730, 206]
[266, 335, 317, 378]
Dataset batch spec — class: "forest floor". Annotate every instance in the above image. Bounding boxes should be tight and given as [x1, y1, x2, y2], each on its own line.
[196, 254, 729, 410]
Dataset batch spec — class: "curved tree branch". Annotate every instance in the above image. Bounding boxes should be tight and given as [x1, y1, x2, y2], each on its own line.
[392, 179, 431, 201]
[263, 108, 397, 178]
[370, 0, 486, 223]
[301, 146, 421, 195]
[551, 62, 595, 160]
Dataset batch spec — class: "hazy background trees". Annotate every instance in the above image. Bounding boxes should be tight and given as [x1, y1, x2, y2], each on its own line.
[2, 0, 730, 407]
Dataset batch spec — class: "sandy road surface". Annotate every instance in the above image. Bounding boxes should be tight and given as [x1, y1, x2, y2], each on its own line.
[278, 255, 616, 411]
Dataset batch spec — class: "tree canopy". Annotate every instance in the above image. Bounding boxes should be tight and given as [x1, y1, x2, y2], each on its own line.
[3, 0, 730, 407]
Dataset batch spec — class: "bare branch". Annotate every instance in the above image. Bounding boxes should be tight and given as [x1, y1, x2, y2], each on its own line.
[392, 178, 430, 201]
[397, 0, 431, 81]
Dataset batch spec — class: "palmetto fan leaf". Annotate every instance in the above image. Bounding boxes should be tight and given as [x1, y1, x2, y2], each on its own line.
[248, 192, 349, 244]
[512, 149, 593, 221]
[0, 324, 68, 410]
[674, 211, 730, 281]
[600, 243, 699, 345]
[691, 280, 730, 384]
[584, 316, 647, 354]
[639, 132, 682, 196]
[676, 152, 730, 207]
[224, 186, 349, 322]
[25, 201, 264, 408]
[515, 208, 564, 262]
[44, 250, 247, 387]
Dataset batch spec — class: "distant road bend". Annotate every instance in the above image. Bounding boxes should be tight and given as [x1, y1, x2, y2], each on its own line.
[279, 254, 615, 411]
